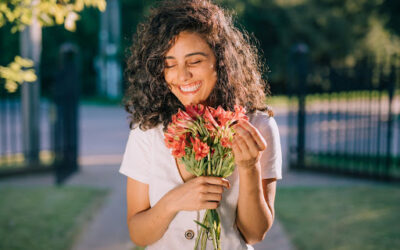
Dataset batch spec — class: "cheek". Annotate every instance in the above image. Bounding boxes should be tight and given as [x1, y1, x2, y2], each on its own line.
[163, 71, 172, 83]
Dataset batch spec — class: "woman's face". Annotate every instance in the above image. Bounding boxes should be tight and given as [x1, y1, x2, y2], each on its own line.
[164, 31, 218, 106]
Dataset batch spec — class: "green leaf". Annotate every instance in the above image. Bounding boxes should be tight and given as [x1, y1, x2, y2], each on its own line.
[194, 220, 209, 230]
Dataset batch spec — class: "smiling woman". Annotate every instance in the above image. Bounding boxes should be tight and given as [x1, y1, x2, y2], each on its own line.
[163, 31, 218, 106]
[124, 0, 272, 131]
[120, 1, 282, 249]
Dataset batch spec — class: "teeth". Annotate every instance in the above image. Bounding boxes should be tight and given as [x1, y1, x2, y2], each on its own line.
[180, 82, 201, 92]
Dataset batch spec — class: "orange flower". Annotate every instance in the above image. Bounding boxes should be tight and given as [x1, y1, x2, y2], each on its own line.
[233, 104, 249, 122]
[173, 109, 194, 129]
[220, 137, 232, 148]
[216, 110, 235, 127]
[171, 138, 186, 158]
[204, 107, 219, 131]
[186, 104, 205, 118]
[190, 137, 209, 160]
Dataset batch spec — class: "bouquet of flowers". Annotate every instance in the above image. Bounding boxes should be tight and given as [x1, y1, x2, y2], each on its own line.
[164, 104, 248, 250]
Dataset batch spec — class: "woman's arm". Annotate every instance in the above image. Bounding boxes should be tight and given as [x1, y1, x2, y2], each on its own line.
[126, 176, 230, 246]
[126, 177, 176, 246]
[231, 120, 277, 244]
[236, 166, 276, 244]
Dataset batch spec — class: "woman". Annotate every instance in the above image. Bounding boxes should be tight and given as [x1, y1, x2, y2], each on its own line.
[120, 0, 282, 249]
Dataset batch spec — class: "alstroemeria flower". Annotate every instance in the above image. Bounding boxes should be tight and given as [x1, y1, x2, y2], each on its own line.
[233, 104, 249, 122]
[171, 138, 186, 158]
[190, 137, 209, 160]
[163, 104, 249, 250]
[172, 109, 194, 129]
[220, 137, 232, 148]
[204, 107, 219, 130]
[186, 104, 206, 118]
[216, 110, 235, 127]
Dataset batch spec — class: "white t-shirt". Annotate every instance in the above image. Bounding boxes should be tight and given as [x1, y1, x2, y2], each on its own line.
[119, 110, 282, 250]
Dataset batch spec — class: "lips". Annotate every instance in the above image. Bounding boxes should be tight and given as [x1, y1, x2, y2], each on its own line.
[178, 81, 202, 94]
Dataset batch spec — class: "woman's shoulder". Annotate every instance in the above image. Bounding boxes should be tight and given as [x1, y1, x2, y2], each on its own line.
[131, 122, 163, 132]
[129, 123, 163, 140]
[248, 109, 279, 138]
[249, 108, 276, 125]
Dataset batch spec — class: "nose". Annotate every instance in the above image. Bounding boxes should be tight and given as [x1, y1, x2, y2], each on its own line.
[177, 65, 192, 83]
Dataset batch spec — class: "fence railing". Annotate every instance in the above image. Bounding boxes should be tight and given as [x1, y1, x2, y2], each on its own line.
[288, 48, 399, 180]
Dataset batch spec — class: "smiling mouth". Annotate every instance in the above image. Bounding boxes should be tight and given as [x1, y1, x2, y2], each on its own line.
[179, 81, 202, 93]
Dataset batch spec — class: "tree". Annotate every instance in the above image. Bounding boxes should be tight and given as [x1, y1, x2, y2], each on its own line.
[0, 0, 106, 92]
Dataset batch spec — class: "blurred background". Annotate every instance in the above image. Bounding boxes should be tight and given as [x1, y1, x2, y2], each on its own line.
[0, 0, 399, 250]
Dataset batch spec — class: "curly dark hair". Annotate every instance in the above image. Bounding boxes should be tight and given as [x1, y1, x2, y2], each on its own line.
[124, 0, 273, 131]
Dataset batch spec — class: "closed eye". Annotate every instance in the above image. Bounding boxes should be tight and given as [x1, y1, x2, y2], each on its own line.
[165, 64, 176, 69]
[189, 60, 201, 65]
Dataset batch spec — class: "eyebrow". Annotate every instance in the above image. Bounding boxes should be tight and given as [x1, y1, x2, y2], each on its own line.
[165, 52, 208, 59]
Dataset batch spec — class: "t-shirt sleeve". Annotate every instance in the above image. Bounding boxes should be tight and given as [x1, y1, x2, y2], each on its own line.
[256, 115, 283, 180]
[119, 127, 152, 184]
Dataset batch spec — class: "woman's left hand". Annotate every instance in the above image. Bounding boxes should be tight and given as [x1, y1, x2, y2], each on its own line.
[231, 120, 267, 170]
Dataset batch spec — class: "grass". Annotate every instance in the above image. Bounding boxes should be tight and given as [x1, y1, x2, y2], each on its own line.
[276, 186, 400, 250]
[0, 186, 108, 250]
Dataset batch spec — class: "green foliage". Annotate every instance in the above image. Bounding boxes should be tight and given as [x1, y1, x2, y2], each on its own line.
[0, 0, 106, 32]
[216, 0, 400, 93]
[0, 56, 36, 92]
[0, 0, 106, 93]
[1, 0, 399, 95]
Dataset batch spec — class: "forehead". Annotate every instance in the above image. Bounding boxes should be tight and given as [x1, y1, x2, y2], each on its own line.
[165, 31, 212, 57]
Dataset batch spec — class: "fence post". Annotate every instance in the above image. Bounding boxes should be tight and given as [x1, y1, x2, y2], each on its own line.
[290, 43, 309, 169]
[53, 43, 80, 185]
[385, 58, 396, 179]
[20, 5, 41, 167]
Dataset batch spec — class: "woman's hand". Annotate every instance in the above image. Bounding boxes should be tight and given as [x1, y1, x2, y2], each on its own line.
[231, 120, 267, 170]
[166, 176, 230, 213]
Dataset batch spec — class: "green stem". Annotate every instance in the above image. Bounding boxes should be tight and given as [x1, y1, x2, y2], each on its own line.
[207, 152, 211, 176]
[194, 210, 209, 250]
[216, 157, 223, 176]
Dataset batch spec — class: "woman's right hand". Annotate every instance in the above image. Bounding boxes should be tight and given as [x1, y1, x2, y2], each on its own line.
[166, 176, 230, 213]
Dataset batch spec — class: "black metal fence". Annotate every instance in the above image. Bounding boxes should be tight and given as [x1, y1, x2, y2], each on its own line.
[0, 44, 80, 184]
[288, 46, 399, 180]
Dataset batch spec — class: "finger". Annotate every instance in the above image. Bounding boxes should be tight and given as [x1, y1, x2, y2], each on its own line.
[231, 138, 242, 156]
[203, 184, 224, 194]
[234, 126, 260, 157]
[234, 133, 252, 159]
[202, 193, 222, 202]
[237, 120, 267, 151]
[203, 201, 219, 210]
[200, 176, 230, 188]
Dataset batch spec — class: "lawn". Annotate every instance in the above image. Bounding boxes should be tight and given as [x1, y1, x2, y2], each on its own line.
[276, 186, 400, 250]
[0, 186, 108, 250]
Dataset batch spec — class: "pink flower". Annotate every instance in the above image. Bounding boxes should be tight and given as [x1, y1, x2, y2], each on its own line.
[219, 112, 234, 127]
[190, 137, 209, 160]
[204, 107, 219, 131]
[233, 105, 249, 122]
[173, 109, 194, 129]
[165, 122, 188, 158]
[211, 106, 224, 118]
[221, 137, 232, 148]
[171, 138, 186, 158]
[186, 104, 205, 118]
